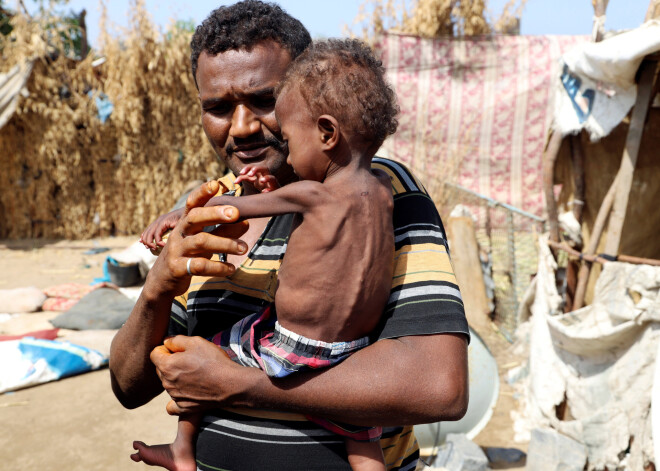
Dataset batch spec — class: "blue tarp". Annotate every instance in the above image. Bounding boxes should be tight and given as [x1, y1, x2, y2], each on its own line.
[0, 337, 107, 393]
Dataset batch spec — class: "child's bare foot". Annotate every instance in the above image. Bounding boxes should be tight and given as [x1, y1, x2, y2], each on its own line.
[346, 438, 386, 471]
[131, 440, 196, 471]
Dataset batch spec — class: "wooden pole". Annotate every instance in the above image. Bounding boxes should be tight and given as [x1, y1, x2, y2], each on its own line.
[569, 0, 608, 309]
[591, 0, 609, 42]
[447, 217, 492, 332]
[79, 9, 89, 59]
[603, 60, 657, 256]
[548, 240, 660, 267]
[572, 173, 619, 309]
[646, 0, 660, 21]
[592, 0, 609, 16]
[564, 134, 586, 311]
[569, 135, 585, 223]
[543, 131, 563, 244]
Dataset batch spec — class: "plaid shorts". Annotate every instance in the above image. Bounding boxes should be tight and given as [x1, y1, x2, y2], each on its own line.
[210, 305, 382, 442]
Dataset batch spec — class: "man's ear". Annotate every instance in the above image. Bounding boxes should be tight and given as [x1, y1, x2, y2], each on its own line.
[317, 115, 339, 150]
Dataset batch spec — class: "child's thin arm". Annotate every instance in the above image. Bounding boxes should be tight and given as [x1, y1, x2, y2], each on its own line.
[140, 180, 232, 250]
[208, 180, 324, 220]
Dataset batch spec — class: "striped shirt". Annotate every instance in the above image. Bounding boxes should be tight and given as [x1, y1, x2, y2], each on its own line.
[169, 157, 468, 471]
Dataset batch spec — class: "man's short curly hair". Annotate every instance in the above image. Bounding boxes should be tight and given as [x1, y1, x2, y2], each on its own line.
[277, 38, 399, 151]
[191, 1, 311, 84]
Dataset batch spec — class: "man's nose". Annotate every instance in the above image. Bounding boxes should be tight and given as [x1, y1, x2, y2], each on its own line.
[230, 105, 260, 138]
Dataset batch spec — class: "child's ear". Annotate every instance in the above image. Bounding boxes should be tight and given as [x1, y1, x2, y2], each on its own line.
[317, 115, 339, 150]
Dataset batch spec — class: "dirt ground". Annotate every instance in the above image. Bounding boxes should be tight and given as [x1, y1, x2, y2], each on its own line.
[471, 324, 528, 469]
[0, 236, 528, 470]
[0, 236, 177, 471]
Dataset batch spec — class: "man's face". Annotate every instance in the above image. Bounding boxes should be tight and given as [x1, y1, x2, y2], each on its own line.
[196, 41, 296, 185]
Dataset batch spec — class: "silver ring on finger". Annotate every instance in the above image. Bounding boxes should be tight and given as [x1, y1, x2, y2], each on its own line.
[186, 258, 193, 276]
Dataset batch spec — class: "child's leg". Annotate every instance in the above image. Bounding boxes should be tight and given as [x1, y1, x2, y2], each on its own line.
[345, 438, 386, 471]
[131, 412, 200, 471]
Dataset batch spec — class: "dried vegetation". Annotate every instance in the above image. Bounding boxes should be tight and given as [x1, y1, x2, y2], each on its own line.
[1, 0, 529, 240]
[0, 0, 221, 239]
[346, 0, 526, 43]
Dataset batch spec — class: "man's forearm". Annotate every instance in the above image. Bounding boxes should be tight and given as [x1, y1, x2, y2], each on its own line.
[229, 333, 469, 426]
[109, 284, 174, 409]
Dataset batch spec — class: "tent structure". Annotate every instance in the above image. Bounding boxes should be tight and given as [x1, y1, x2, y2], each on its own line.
[514, 19, 660, 471]
[375, 9, 660, 470]
[546, 21, 660, 309]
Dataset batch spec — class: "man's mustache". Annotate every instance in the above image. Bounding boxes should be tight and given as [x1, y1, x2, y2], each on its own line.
[226, 136, 287, 156]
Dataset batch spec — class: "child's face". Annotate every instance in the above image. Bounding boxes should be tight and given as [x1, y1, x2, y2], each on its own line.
[274, 87, 329, 182]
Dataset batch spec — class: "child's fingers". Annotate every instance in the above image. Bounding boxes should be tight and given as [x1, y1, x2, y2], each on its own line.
[262, 175, 280, 191]
[239, 165, 253, 175]
[154, 229, 165, 247]
[141, 228, 157, 249]
[235, 174, 257, 184]
[155, 224, 174, 247]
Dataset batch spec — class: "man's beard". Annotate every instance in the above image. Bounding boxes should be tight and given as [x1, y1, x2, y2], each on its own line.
[221, 135, 293, 184]
[225, 135, 288, 158]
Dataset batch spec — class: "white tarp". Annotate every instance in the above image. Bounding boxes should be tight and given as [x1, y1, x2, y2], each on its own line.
[513, 236, 660, 470]
[0, 60, 33, 129]
[553, 20, 660, 140]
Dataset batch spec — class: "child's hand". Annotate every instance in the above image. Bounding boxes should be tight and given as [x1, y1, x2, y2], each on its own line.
[235, 164, 280, 193]
[140, 208, 185, 252]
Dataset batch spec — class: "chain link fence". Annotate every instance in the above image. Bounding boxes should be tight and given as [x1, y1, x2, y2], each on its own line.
[441, 183, 546, 339]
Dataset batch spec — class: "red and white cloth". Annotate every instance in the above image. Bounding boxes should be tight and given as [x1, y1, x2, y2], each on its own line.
[42, 282, 109, 311]
[375, 32, 586, 217]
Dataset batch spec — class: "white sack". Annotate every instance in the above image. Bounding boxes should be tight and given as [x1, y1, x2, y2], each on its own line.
[0, 286, 47, 313]
[513, 235, 659, 470]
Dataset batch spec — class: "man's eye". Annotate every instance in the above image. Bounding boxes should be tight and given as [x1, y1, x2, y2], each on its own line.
[205, 104, 231, 116]
[253, 96, 276, 109]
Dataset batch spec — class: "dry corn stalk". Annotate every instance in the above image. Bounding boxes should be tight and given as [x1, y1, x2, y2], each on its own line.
[0, 0, 222, 239]
[347, 0, 526, 42]
[493, 0, 526, 34]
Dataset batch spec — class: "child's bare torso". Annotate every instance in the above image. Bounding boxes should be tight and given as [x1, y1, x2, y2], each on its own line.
[274, 169, 394, 342]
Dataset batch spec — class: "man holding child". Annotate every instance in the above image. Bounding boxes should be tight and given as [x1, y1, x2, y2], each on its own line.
[109, 2, 469, 470]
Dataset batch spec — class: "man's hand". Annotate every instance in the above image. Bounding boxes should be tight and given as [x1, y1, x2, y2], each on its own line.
[151, 336, 258, 415]
[148, 180, 250, 298]
[109, 180, 251, 409]
[141, 180, 233, 252]
[148, 332, 468, 426]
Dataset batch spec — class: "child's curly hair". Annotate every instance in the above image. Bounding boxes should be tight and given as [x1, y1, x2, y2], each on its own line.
[277, 38, 399, 150]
